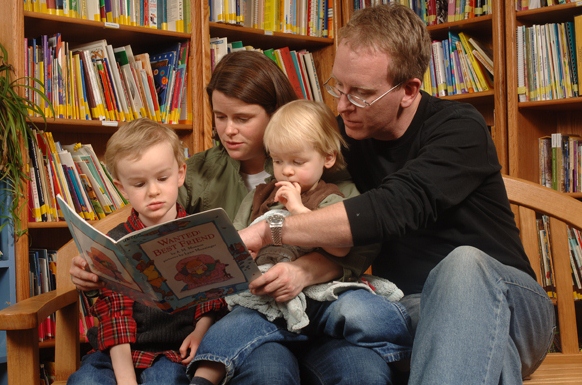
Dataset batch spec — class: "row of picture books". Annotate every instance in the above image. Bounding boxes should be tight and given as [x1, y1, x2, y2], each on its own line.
[517, 0, 578, 11]
[28, 248, 57, 342]
[210, 36, 324, 102]
[209, 0, 334, 38]
[27, 129, 129, 223]
[25, 34, 190, 125]
[354, 0, 492, 26]
[24, 0, 191, 33]
[516, 16, 582, 103]
[538, 133, 582, 193]
[421, 31, 493, 98]
[536, 214, 582, 301]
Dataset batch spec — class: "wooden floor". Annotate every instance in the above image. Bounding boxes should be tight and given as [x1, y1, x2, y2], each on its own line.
[523, 354, 582, 384]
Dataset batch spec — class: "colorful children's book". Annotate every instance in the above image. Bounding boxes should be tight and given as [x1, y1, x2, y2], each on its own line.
[150, 45, 179, 122]
[57, 195, 262, 313]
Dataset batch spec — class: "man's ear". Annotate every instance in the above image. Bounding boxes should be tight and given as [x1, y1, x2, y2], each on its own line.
[324, 152, 337, 169]
[400, 78, 422, 108]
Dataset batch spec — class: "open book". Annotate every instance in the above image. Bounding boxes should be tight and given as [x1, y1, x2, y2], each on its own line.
[57, 195, 261, 313]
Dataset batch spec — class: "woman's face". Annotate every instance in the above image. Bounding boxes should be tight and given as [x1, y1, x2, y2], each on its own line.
[212, 91, 271, 174]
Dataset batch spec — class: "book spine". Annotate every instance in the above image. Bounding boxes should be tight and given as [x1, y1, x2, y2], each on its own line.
[574, 15, 582, 96]
[278, 46, 304, 99]
[458, 32, 489, 91]
[95, 60, 118, 121]
[28, 135, 48, 222]
[431, 40, 448, 97]
[290, 50, 308, 99]
[302, 51, 322, 102]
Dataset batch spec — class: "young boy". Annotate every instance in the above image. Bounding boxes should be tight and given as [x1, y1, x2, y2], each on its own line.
[67, 118, 226, 385]
[188, 100, 413, 385]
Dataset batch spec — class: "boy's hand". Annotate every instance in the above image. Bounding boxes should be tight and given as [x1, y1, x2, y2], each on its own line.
[274, 181, 308, 214]
[180, 315, 215, 364]
[70, 255, 104, 291]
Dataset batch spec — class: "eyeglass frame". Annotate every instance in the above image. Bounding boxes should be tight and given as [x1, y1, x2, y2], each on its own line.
[323, 76, 403, 108]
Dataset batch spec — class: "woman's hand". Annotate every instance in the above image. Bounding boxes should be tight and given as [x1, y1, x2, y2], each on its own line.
[69, 255, 104, 291]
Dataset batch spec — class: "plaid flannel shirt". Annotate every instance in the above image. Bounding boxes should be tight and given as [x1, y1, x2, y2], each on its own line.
[90, 204, 226, 368]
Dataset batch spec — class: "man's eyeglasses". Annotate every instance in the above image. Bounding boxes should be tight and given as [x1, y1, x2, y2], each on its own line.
[323, 77, 402, 108]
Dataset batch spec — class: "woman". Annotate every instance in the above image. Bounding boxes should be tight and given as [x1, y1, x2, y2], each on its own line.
[70, 50, 392, 385]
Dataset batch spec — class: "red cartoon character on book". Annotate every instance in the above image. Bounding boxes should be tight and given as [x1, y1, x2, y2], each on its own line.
[86, 247, 131, 285]
[174, 254, 232, 291]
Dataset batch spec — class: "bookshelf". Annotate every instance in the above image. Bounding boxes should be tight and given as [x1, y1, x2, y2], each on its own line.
[0, 0, 341, 380]
[340, 2, 508, 171]
[505, 1, 582, 356]
[0, 0, 341, 300]
[505, 2, 582, 185]
[2, 4, 199, 303]
[0, 182, 17, 385]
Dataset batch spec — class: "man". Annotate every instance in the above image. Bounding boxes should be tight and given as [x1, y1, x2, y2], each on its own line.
[241, 4, 555, 384]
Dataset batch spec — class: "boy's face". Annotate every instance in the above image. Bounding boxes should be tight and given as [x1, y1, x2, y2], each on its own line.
[113, 142, 186, 227]
[270, 145, 336, 193]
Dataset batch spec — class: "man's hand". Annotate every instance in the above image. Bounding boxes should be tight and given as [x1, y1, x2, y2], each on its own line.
[70, 255, 103, 291]
[239, 220, 271, 258]
[248, 262, 307, 302]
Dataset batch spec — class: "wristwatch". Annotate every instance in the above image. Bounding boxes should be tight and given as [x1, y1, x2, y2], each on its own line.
[266, 214, 285, 246]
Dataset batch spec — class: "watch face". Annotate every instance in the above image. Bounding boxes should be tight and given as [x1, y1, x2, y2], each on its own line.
[269, 214, 285, 226]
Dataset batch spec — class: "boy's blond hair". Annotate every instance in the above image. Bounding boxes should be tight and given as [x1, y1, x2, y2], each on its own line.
[264, 99, 346, 172]
[104, 118, 185, 179]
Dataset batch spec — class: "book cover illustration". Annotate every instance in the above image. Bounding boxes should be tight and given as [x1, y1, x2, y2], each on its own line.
[57, 195, 261, 313]
[150, 46, 179, 119]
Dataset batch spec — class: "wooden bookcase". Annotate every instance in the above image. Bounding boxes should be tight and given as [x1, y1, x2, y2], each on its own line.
[0, 0, 342, 365]
[505, 2, 582, 185]
[339, 2, 508, 171]
[505, 1, 582, 357]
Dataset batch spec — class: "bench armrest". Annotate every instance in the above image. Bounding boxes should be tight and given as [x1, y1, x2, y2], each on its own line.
[0, 289, 77, 330]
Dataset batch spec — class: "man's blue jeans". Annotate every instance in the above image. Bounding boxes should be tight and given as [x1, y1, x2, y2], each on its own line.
[223, 246, 555, 385]
[189, 288, 413, 384]
[67, 350, 189, 385]
[406, 246, 555, 384]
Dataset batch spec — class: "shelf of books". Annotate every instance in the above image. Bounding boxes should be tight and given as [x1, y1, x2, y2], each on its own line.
[506, 2, 582, 185]
[24, 12, 193, 126]
[208, 31, 329, 102]
[506, 1, 582, 352]
[206, 1, 338, 112]
[0, 182, 17, 385]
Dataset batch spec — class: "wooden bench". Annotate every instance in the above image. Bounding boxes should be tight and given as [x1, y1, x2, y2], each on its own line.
[0, 204, 132, 385]
[0, 176, 581, 384]
[504, 175, 582, 384]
